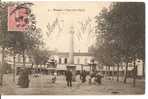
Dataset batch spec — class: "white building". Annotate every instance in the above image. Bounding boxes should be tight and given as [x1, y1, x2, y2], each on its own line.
[0, 48, 32, 69]
[50, 52, 94, 71]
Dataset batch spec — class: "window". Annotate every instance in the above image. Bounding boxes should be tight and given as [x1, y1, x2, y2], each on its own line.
[29, 56, 32, 62]
[64, 58, 67, 64]
[85, 58, 87, 64]
[59, 58, 61, 64]
[17, 55, 21, 62]
[77, 58, 80, 64]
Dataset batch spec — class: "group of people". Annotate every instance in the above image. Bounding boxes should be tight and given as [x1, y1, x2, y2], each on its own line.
[89, 71, 103, 84]
[65, 70, 88, 87]
[50, 69, 73, 87]
[64, 69, 103, 87]
[17, 68, 103, 88]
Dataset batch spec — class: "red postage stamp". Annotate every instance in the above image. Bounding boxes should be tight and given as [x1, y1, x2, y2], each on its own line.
[8, 6, 29, 31]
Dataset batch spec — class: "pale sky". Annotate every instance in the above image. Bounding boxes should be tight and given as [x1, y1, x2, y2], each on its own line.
[31, 1, 111, 52]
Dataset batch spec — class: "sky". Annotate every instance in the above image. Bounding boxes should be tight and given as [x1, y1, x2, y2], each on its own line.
[31, 1, 111, 52]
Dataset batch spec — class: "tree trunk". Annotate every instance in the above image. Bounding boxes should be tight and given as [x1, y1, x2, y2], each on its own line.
[90, 64, 91, 72]
[124, 61, 128, 83]
[133, 56, 136, 87]
[22, 50, 26, 67]
[81, 64, 83, 71]
[107, 66, 108, 76]
[31, 63, 34, 68]
[0, 47, 5, 86]
[108, 65, 110, 77]
[142, 60, 145, 77]
[105, 65, 107, 77]
[112, 66, 115, 80]
[117, 63, 120, 82]
[13, 55, 16, 82]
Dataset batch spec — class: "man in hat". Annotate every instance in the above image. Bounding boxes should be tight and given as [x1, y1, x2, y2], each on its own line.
[65, 69, 73, 87]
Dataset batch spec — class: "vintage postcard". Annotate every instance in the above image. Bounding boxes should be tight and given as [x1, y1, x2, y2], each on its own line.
[0, 1, 145, 95]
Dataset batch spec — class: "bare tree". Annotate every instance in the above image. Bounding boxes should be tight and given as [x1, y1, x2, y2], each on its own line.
[46, 18, 63, 39]
[75, 17, 95, 51]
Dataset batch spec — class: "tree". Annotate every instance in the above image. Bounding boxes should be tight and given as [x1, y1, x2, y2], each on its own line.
[46, 18, 63, 40]
[76, 17, 95, 50]
[0, 2, 14, 85]
[0, 2, 43, 85]
[31, 48, 50, 68]
[75, 18, 95, 71]
[95, 2, 145, 85]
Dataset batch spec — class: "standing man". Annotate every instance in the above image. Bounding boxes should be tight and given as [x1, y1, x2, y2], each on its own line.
[81, 70, 87, 83]
[65, 69, 72, 87]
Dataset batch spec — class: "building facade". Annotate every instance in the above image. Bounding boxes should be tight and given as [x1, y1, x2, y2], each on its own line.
[0, 49, 144, 77]
[50, 52, 94, 72]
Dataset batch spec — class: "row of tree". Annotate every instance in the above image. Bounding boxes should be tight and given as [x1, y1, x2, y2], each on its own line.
[91, 2, 145, 87]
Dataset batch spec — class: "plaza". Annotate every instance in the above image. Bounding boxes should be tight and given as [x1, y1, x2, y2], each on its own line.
[0, 74, 145, 95]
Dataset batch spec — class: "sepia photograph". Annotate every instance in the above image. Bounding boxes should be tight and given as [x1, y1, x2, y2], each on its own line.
[0, 1, 145, 95]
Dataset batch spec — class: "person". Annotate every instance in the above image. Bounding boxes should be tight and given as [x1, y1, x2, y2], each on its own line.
[81, 70, 87, 83]
[65, 69, 72, 87]
[52, 71, 57, 83]
[94, 72, 103, 84]
[18, 68, 30, 88]
[89, 71, 97, 84]
[88, 71, 93, 84]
